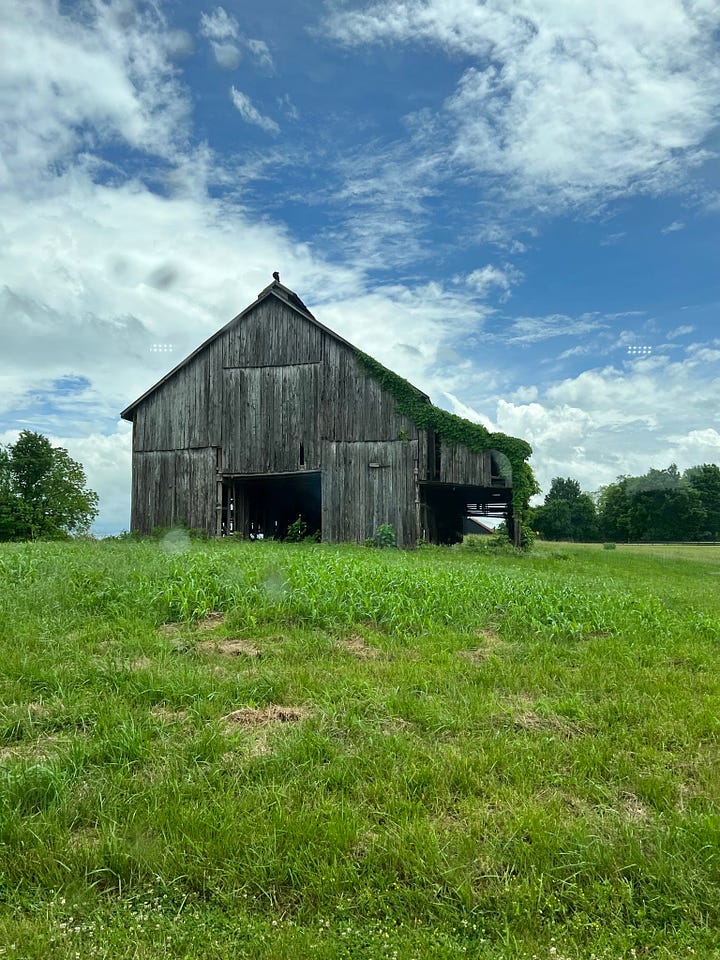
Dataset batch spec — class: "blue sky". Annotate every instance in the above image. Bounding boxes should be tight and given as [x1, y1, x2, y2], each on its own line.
[1, 0, 719, 534]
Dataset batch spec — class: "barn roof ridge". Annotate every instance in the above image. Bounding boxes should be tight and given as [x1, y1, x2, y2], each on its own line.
[121, 280, 431, 420]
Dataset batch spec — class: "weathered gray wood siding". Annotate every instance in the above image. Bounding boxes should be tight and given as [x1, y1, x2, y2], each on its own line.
[322, 440, 419, 547]
[321, 339, 420, 443]
[439, 443, 492, 486]
[222, 363, 321, 474]
[134, 352, 215, 452]
[130, 448, 216, 534]
[223, 298, 322, 366]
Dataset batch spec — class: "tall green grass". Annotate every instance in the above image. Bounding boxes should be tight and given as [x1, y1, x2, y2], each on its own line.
[0, 539, 718, 958]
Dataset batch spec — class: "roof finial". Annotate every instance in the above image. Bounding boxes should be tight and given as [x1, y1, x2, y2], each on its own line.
[272, 271, 280, 282]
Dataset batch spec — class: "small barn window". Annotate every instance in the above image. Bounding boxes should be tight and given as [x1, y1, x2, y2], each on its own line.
[299, 442, 305, 466]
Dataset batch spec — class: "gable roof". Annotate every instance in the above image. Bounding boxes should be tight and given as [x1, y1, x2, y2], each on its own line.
[121, 279, 429, 421]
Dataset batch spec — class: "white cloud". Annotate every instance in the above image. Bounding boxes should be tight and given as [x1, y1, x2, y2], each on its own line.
[443, 392, 495, 430]
[465, 264, 519, 300]
[199, 7, 238, 41]
[212, 42, 242, 69]
[62, 426, 134, 535]
[323, 0, 720, 209]
[230, 87, 280, 133]
[0, 0, 190, 185]
[667, 324, 695, 339]
[600, 232, 627, 246]
[687, 344, 720, 363]
[199, 7, 274, 72]
[328, 144, 446, 269]
[245, 38, 275, 74]
[199, 6, 241, 67]
[505, 314, 609, 345]
[661, 220, 686, 234]
[277, 94, 299, 120]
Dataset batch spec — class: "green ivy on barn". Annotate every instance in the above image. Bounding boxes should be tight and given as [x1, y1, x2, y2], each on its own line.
[354, 350, 539, 519]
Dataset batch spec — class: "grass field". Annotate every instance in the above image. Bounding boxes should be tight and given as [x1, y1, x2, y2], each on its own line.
[0, 537, 718, 959]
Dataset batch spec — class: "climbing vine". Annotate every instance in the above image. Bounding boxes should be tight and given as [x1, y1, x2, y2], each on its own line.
[354, 350, 539, 518]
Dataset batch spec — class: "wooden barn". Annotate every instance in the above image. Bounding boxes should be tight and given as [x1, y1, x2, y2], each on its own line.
[121, 277, 532, 547]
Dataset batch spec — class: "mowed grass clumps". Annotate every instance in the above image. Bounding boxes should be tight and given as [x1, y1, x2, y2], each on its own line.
[0, 538, 719, 959]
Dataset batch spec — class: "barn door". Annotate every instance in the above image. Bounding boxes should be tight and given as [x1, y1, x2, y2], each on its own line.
[321, 440, 418, 547]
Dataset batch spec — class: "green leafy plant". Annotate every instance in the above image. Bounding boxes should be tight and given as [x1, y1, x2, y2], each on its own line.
[285, 515, 307, 542]
[370, 523, 396, 549]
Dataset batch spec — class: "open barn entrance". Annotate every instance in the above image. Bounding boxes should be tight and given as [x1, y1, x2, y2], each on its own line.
[421, 483, 513, 546]
[222, 472, 321, 540]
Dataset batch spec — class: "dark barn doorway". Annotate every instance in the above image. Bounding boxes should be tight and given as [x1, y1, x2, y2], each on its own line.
[421, 482, 513, 545]
[222, 472, 321, 540]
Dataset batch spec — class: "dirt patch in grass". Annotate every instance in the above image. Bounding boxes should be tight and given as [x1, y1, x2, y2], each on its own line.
[512, 710, 579, 737]
[340, 635, 383, 660]
[129, 656, 152, 670]
[197, 638, 260, 657]
[198, 612, 225, 632]
[158, 612, 225, 636]
[490, 693, 582, 738]
[222, 705, 310, 726]
[150, 705, 190, 724]
[0, 732, 75, 761]
[459, 627, 505, 662]
[381, 717, 412, 736]
[619, 793, 652, 822]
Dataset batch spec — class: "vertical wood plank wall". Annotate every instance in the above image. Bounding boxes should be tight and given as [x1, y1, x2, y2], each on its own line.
[129, 292, 509, 543]
[322, 440, 419, 546]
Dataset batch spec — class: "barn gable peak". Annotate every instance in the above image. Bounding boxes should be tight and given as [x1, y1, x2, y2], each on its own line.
[121, 280, 361, 421]
[256, 276, 317, 320]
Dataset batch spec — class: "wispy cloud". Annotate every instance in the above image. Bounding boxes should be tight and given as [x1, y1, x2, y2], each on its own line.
[661, 220, 686, 234]
[504, 314, 609, 345]
[322, 0, 720, 211]
[666, 324, 694, 339]
[600, 232, 626, 246]
[199, 6, 275, 72]
[230, 87, 279, 134]
[464, 264, 520, 301]
[245, 38, 275, 74]
[199, 6, 242, 68]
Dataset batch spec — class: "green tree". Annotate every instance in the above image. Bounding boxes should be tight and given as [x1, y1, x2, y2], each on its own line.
[545, 477, 582, 503]
[0, 431, 99, 540]
[597, 478, 633, 542]
[599, 465, 708, 542]
[684, 464, 720, 539]
[627, 465, 704, 541]
[533, 477, 599, 541]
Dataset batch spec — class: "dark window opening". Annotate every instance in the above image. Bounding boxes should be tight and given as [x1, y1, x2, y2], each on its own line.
[299, 442, 305, 466]
[490, 449, 511, 486]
